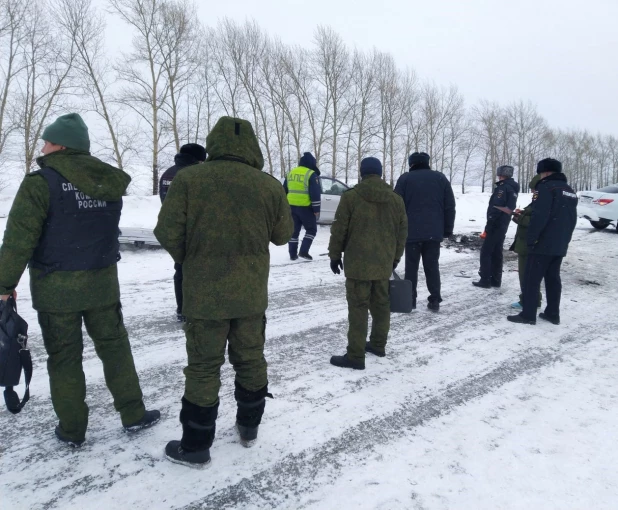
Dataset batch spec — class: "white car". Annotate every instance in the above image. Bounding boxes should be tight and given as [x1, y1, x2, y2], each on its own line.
[318, 177, 350, 224]
[578, 184, 618, 230]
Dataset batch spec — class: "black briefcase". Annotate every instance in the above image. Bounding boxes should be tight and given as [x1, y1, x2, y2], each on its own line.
[0, 296, 32, 414]
[389, 271, 414, 313]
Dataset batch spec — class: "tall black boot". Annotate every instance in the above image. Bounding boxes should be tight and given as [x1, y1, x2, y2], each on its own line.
[165, 398, 218, 469]
[235, 381, 271, 448]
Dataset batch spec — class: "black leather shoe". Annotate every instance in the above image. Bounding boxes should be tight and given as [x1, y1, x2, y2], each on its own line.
[124, 410, 161, 432]
[298, 252, 313, 261]
[539, 313, 560, 325]
[165, 440, 211, 469]
[330, 354, 365, 370]
[472, 280, 492, 288]
[55, 426, 84, 448]
[427, 301, 440, 312]
[290, 254, 298, 261]
[365, 342, 385, 357]
[507, 314, 536, 325]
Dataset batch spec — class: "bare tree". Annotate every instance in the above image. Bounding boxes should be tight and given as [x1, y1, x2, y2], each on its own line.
[57, 0, 131, 168]
[16, 0, 76, 172]
[109, 0, 170, 195]
[0, 0, 27, 166]
[313, 26, 352, 178]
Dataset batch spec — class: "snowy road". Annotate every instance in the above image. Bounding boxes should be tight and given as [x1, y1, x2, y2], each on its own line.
[1, 193, 617, 509]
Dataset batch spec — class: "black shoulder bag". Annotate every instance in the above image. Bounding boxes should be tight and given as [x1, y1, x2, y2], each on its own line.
[0, 296, 32, 414]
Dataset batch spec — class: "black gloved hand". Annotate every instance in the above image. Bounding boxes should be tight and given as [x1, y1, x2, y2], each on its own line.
[330, 259, 343, 275]
[393, 259, 399, 270]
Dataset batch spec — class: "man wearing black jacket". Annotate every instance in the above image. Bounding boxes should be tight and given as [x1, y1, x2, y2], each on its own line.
[159, 143, 206, 322]
[395, 152, 456, 311]
[473, 165, 519, 289]
[508, 158, 577, 325]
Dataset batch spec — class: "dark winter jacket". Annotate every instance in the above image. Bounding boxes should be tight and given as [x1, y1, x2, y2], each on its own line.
[394, 164, 456, 243]
[154, 117, 293, 320]
[0, 149, 131, 312]
[527, 173, 578, 256]
[159, 153, 202, 202]
[328, 175, 407, 280]
[486, 177, 520, 233]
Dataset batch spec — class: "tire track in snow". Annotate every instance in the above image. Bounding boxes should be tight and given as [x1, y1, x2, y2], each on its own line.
[182, 336, 591, 510]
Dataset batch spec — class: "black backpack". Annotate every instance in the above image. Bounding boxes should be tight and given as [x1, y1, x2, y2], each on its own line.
[0, 296, 32, 414]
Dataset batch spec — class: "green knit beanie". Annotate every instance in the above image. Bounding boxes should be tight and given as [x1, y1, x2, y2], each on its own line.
[42, 113, 90, 152]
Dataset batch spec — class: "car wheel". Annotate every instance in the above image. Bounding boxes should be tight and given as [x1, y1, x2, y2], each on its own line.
[590, 220, 610, 229]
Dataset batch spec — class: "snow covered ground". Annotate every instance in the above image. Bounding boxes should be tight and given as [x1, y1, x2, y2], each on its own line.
[1, 190, 617, 510]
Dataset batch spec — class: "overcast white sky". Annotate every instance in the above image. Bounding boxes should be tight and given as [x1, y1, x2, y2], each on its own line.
[101, 0, 618, 136]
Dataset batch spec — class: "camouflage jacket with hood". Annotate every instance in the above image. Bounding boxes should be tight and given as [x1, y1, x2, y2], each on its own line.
[154, 117, 293, 320]
[328, 175, 408, 281]
[0, 150, 131, 312]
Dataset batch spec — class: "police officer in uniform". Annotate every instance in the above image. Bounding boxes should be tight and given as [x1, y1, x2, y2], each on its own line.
[0, 113, 159, 447]
[473, 165, 519, 288]
[283, 152, 321, 260]
[328, 157, 407, 369]
[155, 117, 293, 468]
[159, 143, 206, 322]
[508, 158, 577, 325]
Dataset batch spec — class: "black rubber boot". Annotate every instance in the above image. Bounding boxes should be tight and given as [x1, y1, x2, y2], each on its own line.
[330, 354, 365, 370]
[539, 313, 560, 325]
[235, 382, 271, 448]
[165, 398, 218, 468]
[472, 280, 492, 288]
[124, 409, 161, 433]
[507, 313, 536, 325]
[365, 342, 385, 357]
[55, 425, 85, 448]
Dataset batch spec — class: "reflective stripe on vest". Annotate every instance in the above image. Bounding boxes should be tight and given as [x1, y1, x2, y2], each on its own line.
[286, 166, 314, 207]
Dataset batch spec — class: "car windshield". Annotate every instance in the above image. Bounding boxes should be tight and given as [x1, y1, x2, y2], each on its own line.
[598, 185, 618, 193]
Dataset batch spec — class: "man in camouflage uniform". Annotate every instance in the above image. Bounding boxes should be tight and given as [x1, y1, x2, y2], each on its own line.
[155, 116, 293, 468]
[509, 174, 543, 310]
[0, 113, 159, 448]
[328, 157, 407, 370]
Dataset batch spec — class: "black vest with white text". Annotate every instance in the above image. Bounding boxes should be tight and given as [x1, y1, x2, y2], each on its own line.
[30, 167, 122, 274]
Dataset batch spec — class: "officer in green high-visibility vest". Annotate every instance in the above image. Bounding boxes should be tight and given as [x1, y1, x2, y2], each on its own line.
[283, 152, 322, 260]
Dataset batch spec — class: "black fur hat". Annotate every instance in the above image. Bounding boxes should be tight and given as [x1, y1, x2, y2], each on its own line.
[536, 158, 562, 174]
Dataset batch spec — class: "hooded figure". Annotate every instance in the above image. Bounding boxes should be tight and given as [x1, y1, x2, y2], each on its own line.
[0, 113, 159, 447]
[155, 116, 293, 468]
[283, 151, 321, 260]
[328, 157, 407, 370]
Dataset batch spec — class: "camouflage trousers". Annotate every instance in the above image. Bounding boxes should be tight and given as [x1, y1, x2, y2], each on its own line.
[183, 315, 267, 407]
[345, 279, 390, 362]
[38, 303, 145, 441]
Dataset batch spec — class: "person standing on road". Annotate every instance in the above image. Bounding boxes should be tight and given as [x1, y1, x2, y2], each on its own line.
[155, 117, 293, 468]
[159, 143, 206, 322]
[328, 157, 407, 369]
[394, 152, 456, 312]
[509, 174, 543, 311]
[0, 113, 160, 448]
[508, 158, 577, 325]
[283, 152, 321, 261]
[473, 165, 519, 289]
